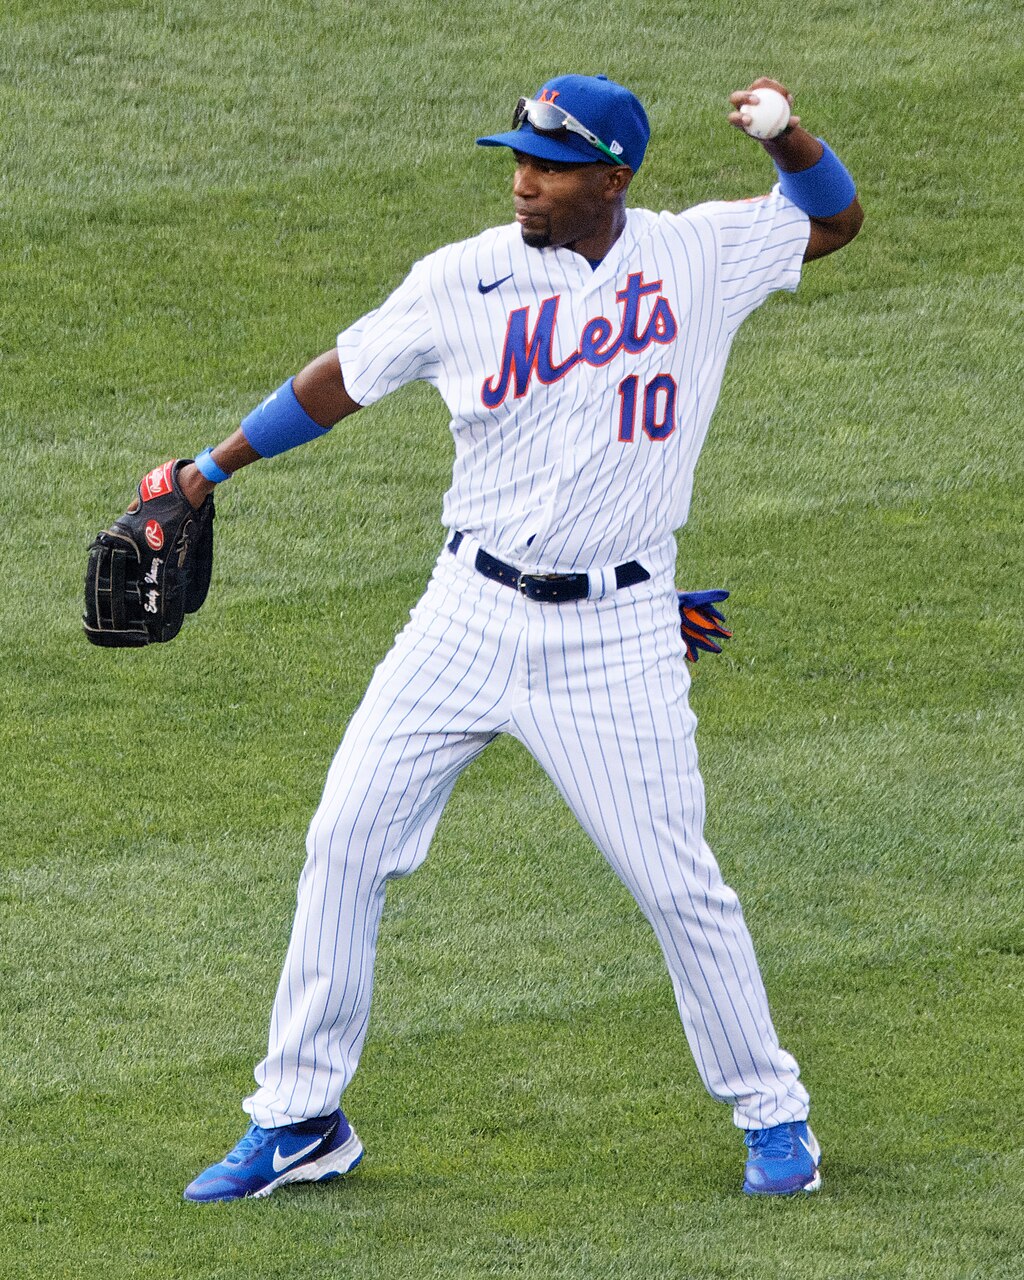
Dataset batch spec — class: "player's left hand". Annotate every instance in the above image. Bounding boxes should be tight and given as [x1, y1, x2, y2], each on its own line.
[677, 589, 731, 663]
[83, 459, 215, 647]
[727, 79, 800, 133]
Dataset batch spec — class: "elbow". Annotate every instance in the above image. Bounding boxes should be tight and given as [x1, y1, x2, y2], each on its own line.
[829, 196, 865, 251]
[805, 196, 864, 262]
[846, 196, 865, 242]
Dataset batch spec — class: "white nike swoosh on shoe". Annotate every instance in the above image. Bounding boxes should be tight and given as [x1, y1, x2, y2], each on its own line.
[272, 1137, 323, 1173]
[798, 1133, 820, 1162]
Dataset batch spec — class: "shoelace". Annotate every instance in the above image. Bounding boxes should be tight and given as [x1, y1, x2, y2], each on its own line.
[744, 1126, 797, 1158]
[223, 1118, 336, 1166]
[224, 1124, 274, 1165]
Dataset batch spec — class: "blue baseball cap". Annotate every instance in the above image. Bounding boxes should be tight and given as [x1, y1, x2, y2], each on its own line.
[477, 74, 650, 172]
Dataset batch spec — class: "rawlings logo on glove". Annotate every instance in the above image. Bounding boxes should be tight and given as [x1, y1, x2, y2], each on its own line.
[678, 589, 732, 663]
[83, 460, 214, 647]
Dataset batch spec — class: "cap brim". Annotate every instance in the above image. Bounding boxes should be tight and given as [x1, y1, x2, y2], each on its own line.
[476, 124, 604, 165]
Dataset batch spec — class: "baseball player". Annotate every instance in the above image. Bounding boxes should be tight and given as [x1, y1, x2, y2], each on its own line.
[175, 74, 862, 1201]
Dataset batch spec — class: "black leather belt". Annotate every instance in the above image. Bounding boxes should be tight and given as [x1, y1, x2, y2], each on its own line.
[448, 531, 650, 603]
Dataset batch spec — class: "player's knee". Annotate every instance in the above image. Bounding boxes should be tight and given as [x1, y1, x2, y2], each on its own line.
[304, 789, 379, 869]
[645, 874, 743, 927]
[303, 783, 430, 882]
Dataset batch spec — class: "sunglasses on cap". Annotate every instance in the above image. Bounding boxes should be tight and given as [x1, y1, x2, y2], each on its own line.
[513, 96, 625, 165]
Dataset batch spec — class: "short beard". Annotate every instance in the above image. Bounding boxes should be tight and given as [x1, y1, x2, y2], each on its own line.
[520, 227, 551, 250]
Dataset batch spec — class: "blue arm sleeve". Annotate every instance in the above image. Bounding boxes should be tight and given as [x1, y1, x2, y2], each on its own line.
[241, 378, 331, 458]
[775, 141, 856, 219]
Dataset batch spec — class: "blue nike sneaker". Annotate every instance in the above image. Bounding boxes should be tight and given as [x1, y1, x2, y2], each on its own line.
[183, 1109, 363, 1202]
[742, 1120, 821, 1196]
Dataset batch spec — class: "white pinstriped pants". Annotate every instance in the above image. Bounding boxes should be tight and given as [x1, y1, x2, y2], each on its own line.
[244, 546, 810, 1132]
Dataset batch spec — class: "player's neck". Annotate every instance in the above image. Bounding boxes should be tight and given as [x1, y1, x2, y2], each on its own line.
[564, 205, 627, 263]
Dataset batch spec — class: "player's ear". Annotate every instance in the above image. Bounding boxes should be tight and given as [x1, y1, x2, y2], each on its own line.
[604, 165, 633, 198]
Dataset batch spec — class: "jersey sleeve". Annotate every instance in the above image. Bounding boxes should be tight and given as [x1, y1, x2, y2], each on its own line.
[336, 261, 442, 406]
[691, 187, 810, 330]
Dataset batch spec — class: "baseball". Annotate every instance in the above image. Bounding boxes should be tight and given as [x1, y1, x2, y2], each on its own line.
[740, 88, 791, 140]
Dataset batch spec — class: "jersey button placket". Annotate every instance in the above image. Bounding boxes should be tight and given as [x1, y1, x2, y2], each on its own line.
[552, 262, 588, 496]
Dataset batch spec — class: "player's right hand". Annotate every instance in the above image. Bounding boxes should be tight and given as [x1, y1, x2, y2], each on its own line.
[727, 79, 800, 133]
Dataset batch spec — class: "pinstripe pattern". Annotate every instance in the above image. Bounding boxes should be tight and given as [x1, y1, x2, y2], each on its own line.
[509, 579, 806, 1127]
[245, 556, 808, 1131]
[245, 184, 813, 1134]
[337, 188, 808, 576]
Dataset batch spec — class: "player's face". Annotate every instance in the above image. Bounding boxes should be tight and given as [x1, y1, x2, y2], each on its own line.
[511, 152, 627, 252]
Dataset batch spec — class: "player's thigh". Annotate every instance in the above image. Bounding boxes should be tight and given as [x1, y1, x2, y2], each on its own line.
[351, 548, 520, 736]
[514, 580, 706, 883]
[309, 552, 519, 866]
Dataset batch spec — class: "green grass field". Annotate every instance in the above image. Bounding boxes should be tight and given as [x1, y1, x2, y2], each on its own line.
[2, 1, 1022, 1276]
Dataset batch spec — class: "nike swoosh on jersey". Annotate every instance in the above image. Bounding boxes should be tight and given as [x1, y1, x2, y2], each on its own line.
[272, 1136, 323, 1172]
[477, 273, 513, 294]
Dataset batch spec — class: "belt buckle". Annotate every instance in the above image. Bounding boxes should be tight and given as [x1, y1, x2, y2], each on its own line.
[519, 572, 564, 600]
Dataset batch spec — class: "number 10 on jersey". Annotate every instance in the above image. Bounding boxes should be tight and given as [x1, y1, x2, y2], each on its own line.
[617, 373, 677, 442]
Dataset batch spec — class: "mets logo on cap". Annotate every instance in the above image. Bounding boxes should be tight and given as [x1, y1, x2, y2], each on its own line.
[477, 73, 651, 172]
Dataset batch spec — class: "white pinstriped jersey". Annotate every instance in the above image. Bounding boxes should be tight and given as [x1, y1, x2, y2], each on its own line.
[247, 187, 819, 1140]
[337, 187, 809, 577]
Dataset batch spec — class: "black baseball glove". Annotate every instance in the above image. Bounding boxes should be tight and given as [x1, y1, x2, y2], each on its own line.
[677, 589, 732, 663]
[83, 459, 215, 647]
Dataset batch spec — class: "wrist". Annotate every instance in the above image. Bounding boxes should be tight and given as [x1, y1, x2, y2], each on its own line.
[194, 446, 232, 483]
[178, 463, 216, 510]
[759, 124, 819, 169]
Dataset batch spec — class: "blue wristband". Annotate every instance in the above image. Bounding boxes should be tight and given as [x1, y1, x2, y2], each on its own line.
[241, 377, 331, 458]
[194, 447, 231, 483]
[776, 140, 856, 219]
